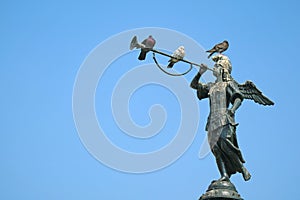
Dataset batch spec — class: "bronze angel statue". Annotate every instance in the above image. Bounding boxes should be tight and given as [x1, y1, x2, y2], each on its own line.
[190, 54, 274, 182]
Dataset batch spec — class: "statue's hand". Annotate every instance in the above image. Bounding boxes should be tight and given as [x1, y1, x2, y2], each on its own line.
[199, 64, 208, 75]
[227, 109, 235, 117]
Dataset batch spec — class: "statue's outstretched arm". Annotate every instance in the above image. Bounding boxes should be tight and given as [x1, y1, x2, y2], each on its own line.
[190, 64, 208, 90]
[190, 72, 201, 89]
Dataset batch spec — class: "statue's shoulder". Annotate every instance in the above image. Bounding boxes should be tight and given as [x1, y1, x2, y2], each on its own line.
[227, 79, 240, 89]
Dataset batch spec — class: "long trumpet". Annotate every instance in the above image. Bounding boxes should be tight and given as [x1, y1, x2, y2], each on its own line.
[129, 36, 215, 72]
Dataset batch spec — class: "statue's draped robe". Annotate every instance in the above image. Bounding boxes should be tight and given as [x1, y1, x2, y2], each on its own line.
[197, 80, 246, 177]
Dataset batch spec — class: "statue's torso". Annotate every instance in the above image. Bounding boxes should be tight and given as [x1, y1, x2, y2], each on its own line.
[206, 81, 235, 132]
[209, 81, 228, 115]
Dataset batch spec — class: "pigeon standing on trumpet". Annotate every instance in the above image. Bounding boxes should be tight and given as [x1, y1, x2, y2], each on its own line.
[206, 40, 229, 58]
[167, 46, 185, 68]
[138, 35, 156, 60]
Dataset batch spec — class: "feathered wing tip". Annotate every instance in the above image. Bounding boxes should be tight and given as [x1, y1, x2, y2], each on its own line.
[238, 81, 274, 106]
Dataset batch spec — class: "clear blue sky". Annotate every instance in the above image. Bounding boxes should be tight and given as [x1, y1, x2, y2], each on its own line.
[1, 0, 299, 199]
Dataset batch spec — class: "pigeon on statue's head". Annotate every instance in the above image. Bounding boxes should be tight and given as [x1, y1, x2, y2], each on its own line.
[206, 40, 229, 59]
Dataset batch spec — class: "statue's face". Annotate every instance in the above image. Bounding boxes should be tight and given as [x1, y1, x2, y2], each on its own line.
[213, 65, 222, 78]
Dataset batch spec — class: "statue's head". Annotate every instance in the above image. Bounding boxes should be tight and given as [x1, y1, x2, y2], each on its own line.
[212, 54, 232, 81]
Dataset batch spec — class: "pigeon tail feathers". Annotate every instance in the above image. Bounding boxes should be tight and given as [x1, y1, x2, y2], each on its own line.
[208, 52, 214, 59]
[138, 51, 147, 60]
[167, 62, 175, 68]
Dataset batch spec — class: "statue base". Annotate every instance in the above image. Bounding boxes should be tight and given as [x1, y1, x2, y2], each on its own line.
[199, 180, 243, 200]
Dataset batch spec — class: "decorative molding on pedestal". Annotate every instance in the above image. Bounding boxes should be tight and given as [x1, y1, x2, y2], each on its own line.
[199, 180, 243, 200]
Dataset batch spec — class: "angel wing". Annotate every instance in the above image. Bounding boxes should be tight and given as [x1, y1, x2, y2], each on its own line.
[238, 81, 274, 106]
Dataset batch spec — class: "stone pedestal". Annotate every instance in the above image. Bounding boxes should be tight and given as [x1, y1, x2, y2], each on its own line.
[199, 180, 243, 200]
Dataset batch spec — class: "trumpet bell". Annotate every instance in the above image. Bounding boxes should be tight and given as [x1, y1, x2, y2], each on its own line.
[130, 36, 140, 50]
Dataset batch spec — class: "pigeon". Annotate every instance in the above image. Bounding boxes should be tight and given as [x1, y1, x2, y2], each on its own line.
[138, 35, 156, 60]
[206, 40, 229, 58]
[167, 46, 185, 68]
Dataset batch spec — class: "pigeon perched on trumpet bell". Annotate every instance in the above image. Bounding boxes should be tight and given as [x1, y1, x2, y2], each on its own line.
[206, 40, 229, 58]
[138, 35, 156, 60]
[167, 46, 185, 68]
